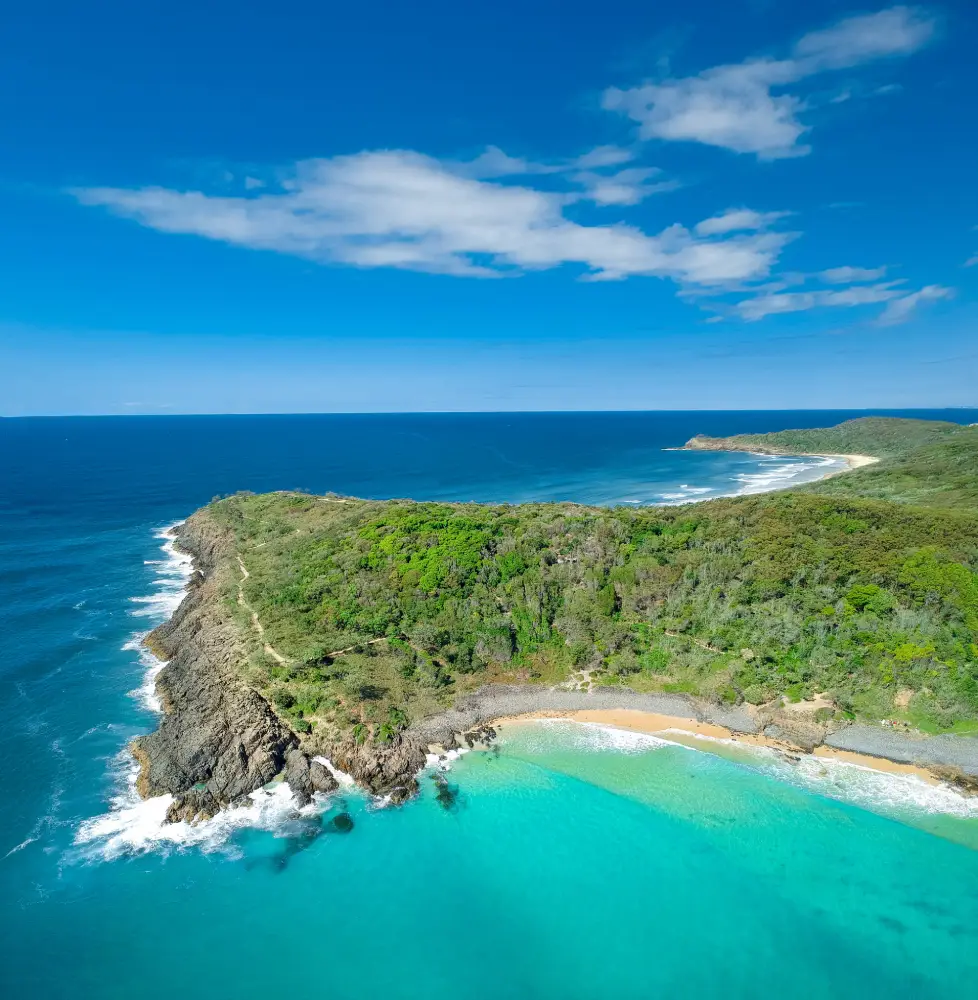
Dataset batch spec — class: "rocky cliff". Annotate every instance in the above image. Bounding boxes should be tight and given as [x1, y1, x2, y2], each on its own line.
[134, 511, 433, 822]
[682, 434, 792, 456]
[135, 513, 337, 822]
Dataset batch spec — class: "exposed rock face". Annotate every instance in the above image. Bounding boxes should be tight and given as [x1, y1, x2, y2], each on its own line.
[931, 766, 978, 795]
[284, 749, 339, 806]
[134, 513, 302, 822]
[682, 434, 787, 455]
[135, 511, 419, 822]
[759, 714, 827, 754]
[326, 736, 428, 804]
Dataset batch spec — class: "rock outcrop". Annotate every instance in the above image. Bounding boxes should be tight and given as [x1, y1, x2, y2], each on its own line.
[681, 434, 789, 455]
[134, 513, 306, 822]
[134, 512, 414, 822]
[284, 749, 339, 806]
[323, 735, 428, 804]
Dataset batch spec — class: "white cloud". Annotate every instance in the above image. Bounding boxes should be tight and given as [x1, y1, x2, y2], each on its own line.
[877, 284, 953, 325]
[733, 277, 952, 324]
[819, 265, 888, 283]
[791, 6, 935, 72]
[965, 254, 978, 267]
[734, 281, 904, 321]
[603, 60, 808, 159]
[454, 144, 635, 179]
[570, 167, 679, 206]
[453, 145, 554, 178]
[571, 145, 634, 169]
[602, 6, 936, 158]
[71, 150, 788, 285]
[695, 207, 789, 236]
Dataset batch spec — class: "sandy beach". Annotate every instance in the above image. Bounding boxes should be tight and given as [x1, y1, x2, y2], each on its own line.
[837, 454, 881, 470]
[490, 707, 943, 784]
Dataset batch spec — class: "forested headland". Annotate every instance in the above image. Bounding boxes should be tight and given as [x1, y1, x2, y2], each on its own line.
[205, 417, 978, 748]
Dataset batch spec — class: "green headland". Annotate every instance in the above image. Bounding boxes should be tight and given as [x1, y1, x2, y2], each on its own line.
[205, 416, 978, 747]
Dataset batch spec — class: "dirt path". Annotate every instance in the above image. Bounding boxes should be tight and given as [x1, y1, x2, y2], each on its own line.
[236, 556, 290, 666]
[236, 554, 443, 668]
[324, 637, 389, 658]
[663, 630, 723, 653]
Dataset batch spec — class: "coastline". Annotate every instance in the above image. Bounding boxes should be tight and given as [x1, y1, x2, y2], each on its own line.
[487, 708, 945, 785]
[134, 521, 978, 824]
[413, 686, 978, 788]
[818, 452, 879, 476]
[126, 445, 975, 826]
[657, 445, 879, 504]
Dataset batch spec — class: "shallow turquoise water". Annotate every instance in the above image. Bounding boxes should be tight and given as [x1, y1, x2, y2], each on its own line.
[9, 723, 978, 999]
[3, 411, 978, 999]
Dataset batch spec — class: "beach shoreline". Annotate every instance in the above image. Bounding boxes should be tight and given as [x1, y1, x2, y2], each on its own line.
[414, 686, 978, 786]
[657, 446, 879, 502]
[487, 708, 944, 784]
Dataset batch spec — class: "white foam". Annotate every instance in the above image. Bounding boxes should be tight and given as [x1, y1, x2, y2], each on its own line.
[123, 522, 194, 713]
[74, 750, 331, 860]
[655, 456, 846, 507]
[3, 835, 39, 859]
[313, 756, 357, 788]
[732, 456, 841, 496]
[525, 718, 671, 754]
[124, 635, 167, 713]
[423, 746, 471, 771]
[656, 729, 978, 820]
[504, 719, 978, 821]
[788, 754, 978, 819]
[127, 524, 194, 618]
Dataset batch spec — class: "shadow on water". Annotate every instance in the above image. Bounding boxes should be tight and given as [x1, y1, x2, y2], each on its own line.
[245, 804, 356, 873]
[431, 773, 461, 813]
[250, 769, 467, 874]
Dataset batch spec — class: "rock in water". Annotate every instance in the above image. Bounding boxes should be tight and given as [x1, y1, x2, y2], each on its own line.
[284, 749, 339, 805]
[327, 734, 427, 803]
[165, 786, 221, 824]
[330, 812, 354, 833]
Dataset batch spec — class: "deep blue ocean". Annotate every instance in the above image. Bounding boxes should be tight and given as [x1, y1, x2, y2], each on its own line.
[3, 410, 978, 1000]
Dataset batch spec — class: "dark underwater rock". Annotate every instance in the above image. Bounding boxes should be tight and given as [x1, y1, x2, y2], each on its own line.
[431, 773, 459, 812]
[330, 812, 355, 833]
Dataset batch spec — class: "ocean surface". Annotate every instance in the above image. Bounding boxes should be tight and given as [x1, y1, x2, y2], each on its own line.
[2, 409, 978, 1000]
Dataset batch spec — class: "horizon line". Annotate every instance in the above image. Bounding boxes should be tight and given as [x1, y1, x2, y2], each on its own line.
[3, 405, 978, 420]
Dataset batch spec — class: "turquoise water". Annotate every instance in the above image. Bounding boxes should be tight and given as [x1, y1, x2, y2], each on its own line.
[3, 410, 978, 999]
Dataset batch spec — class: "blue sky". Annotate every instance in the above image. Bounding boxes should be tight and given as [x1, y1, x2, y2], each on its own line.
[1, 0, 976, 414]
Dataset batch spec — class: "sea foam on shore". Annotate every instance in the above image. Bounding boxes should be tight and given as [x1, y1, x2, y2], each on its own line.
[495, 719, 978, 835]
[654, 454, 845, 505]
[76, 524, 337, 859]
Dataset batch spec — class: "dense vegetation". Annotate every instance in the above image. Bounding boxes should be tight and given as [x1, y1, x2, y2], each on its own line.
[207, 417, 978, 744]
[690, 417, 965, 459]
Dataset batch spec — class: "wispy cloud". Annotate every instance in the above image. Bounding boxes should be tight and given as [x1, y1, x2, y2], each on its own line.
[695, 208, 790, 236]
[569, 167, 680, 206]
[602, 6, 936, 158]
[72, 153, 946, 325]
[877, 284, 953, 325]
[71, 151, 789, 285]
[452, 144, 635, 179]
[819, 265, 888, 284]
[732, 277, 952, 324]
[733, 281, 905, 321]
